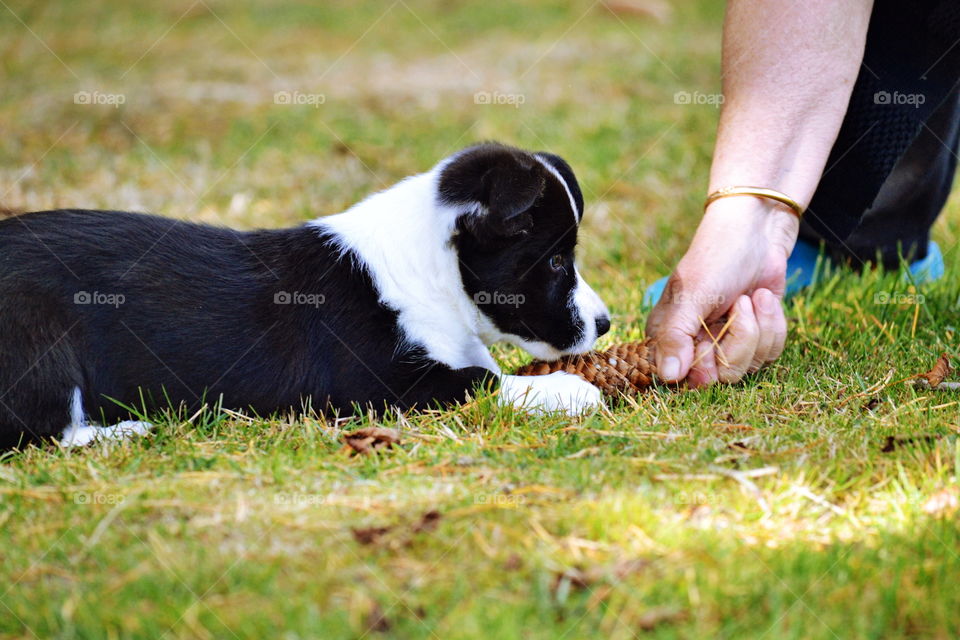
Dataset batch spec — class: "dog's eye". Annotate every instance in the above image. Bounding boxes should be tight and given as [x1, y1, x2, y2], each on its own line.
[549, 254, 565, 271]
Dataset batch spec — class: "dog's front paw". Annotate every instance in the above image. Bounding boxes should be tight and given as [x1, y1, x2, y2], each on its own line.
[498, 372, 603, 415]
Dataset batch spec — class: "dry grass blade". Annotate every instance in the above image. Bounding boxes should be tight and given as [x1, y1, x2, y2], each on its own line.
[602, 0, 672, 22]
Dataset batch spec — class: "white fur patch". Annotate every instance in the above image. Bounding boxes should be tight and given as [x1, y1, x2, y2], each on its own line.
[311, 166, 499, 373]
[311, 149, 608, 388]
[567, 267, 609, 353]
[60, 421, 153, 447]
[498, 372, 603, 415]
[60, 387, 153, 447]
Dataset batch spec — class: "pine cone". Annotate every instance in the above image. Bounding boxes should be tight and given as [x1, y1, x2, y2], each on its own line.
[513, 339, 659, 397]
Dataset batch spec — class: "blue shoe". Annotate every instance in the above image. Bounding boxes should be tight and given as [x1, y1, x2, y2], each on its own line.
[907, 240, 945, 284]
[783, 239, 945, 295]
[783, 238, 827, 298]
[642, 239, 944, 308]
[642, 274, 669, 309]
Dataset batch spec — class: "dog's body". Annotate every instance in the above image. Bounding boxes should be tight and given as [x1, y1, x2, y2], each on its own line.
[0, 143, 609, 448]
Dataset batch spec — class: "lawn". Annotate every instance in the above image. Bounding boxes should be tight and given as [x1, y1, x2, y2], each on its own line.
[2, 1, 960, 638]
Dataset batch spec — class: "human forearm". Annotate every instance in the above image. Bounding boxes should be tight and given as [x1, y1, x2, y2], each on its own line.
[710, 0, 874, 207]
[646, 0, 875, 385]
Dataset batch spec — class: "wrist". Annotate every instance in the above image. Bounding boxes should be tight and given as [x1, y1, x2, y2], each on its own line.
[702, 193, 797, 225]
[700, 195, 800, 257]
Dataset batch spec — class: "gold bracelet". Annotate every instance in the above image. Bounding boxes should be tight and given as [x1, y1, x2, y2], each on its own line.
[704, 186, 804, 219]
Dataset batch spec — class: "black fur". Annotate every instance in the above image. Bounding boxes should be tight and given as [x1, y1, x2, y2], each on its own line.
[0, 143, 601, 449]
[441, 143, 587, 351]
[0, 210, 493, 448]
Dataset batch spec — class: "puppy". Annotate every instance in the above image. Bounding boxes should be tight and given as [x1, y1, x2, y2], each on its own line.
[0, 142, 610, 448]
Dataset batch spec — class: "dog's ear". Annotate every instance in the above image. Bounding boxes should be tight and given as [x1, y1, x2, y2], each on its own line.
[439, 143, 544, 239]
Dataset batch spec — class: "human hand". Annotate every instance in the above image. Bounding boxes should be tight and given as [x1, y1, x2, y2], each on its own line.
[645, 197, 799, 387]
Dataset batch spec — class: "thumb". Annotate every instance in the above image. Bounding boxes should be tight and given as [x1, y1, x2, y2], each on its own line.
[645, 277, 710, 382]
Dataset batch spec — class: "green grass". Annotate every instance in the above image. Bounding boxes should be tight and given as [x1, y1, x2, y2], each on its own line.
[2, 1, 960, 638]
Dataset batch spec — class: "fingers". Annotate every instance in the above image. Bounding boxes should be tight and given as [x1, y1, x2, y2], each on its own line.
[687, 332, 718, 389]
[646, 275, 788, 387]
[716, 295, 760, 384]
[748, 288, 787, 372]
[687, 290, 787, 387]
[645, 276, 703, 382]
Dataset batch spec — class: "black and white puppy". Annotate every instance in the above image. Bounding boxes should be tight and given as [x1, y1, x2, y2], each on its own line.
[0, 142, 610, 449]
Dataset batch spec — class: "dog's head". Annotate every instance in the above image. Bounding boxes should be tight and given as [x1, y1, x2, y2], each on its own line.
[439, 143, 610, 360]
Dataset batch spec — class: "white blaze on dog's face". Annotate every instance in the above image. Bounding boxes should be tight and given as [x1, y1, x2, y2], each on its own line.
[439, 143, 610, 360]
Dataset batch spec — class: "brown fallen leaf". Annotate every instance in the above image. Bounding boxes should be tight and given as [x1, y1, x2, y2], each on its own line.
[352, 510, 442, 547]
[554, 558, 650, 592]
[637, 606, 688, 631]
[344, 427, 400, 455]
[922, 487, 959, 517]
[411, 510, 441, 534]
[880, 434, 942, 453]
[364, 602, 391, 633]
[923, 353, 952, 388]
[351, 525, 392, 545]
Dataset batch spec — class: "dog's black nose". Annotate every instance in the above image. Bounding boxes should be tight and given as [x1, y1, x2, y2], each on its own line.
[595, 316, 611, 337]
